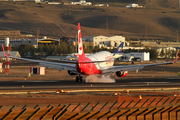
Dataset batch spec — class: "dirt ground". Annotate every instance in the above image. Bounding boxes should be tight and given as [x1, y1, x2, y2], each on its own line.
[0, 91, 180, 111]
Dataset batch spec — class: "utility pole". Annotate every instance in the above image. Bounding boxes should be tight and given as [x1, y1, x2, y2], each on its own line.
[75, 35, 77, 53]
[106, 18, 108, 35]
[145, 26, 147, 40]
[69, 8, 71, 16]
[37, 27, 39, 40]
[177, 30, 179, 42]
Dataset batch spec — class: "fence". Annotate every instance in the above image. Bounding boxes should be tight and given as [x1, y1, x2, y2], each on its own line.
[0, 96, 180, 119]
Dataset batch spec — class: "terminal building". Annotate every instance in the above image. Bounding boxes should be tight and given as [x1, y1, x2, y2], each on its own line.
[0, 36, 60, 48]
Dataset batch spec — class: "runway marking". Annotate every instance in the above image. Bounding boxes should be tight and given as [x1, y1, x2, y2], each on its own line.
[117, 83, 180, 87]
[14, 80, 60, 82]
[167, 78, 180, 79]
[130, 82, 170, 84]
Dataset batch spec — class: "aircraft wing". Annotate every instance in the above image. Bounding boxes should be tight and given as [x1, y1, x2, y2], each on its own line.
[102, 50, 178, 74]
[102, 61, 174, 74]
[10, 56, 77, 71]
[2, 44, 78, 72]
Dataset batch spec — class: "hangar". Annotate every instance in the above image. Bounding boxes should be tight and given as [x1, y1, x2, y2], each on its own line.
[37, 37, 60, 46]
[0, 37, 60, 48]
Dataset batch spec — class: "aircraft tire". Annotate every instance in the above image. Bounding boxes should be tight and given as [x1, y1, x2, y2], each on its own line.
[76, 76, 79, 82]
[80, 76, 83, 82]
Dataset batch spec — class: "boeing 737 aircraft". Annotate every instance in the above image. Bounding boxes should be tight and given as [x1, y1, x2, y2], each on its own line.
[2, 23, 178, 82]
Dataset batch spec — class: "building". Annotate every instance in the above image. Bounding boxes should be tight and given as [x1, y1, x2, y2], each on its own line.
[0, 38, 38, 47]
[0, 0, 42, 2]
[125, 3, 143, 8]
[93, 36, 126, 48]
[69, 35, 126, 49]
[71, 35, 126, 49]
[119, 52, 150, 61]
[0, 37, 60, 48]
[155, 47, 177, 58]
[70, 0, 92, 5]
[37, 36, 60, 46]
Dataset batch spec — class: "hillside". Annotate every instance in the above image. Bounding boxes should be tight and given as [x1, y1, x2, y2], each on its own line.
[0, 1, 180, 41]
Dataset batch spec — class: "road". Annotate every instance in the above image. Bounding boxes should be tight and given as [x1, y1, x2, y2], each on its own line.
[0, 77, 180, 91]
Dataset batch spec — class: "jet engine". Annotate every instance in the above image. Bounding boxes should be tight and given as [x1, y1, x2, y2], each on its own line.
[68, 70, 78, 76]
[116, 71, 128, 77]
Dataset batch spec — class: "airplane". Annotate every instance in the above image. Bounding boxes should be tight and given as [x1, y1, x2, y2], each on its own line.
[66, 42, 124, 60]
[2, 23, 179, 82]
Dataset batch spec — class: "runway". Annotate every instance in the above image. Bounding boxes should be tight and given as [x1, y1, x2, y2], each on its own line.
[0, 77, 180, 91]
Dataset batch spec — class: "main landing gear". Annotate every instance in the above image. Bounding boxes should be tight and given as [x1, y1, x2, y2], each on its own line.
[76, 75, 83, 82]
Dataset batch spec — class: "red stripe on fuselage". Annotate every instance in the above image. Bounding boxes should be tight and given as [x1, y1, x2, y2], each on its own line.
[77, 57, 102, 75]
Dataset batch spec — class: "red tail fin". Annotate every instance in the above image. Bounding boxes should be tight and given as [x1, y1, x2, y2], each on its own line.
[78, 23, 85, 60]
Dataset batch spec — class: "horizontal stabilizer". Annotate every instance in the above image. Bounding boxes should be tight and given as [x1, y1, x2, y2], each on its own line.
[79, 60, 112, 63]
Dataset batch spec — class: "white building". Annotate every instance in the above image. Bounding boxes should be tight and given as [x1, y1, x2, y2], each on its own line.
[0, 37, 60, 48]
[70, 0, 92, 5]
[155, 47, 177, 58]
[0, 38, 38, 47]
[80, 35, 126, 48]
[119, 52, 150, 61]
[125, 3, 143, 8]
[94, 4, 109, 7]
[123, 46, 145, 50]
[7, 0, 43, 2]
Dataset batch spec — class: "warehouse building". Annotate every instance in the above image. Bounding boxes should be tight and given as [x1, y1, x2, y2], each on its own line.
[70, 35, 126, 49]
[125, 3, 143, 8]
[0, 37, 60, 48]
[119, 52, 150, 61]
[93, 36, 126, 48]
[70, 0, 92, 5]
[155, 47, 177, 58]
[0, 0, 42, 2]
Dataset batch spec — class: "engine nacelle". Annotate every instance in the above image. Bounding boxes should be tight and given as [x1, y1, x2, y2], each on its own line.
[116, 71, 128, 77]
[68, 70, 78, 76]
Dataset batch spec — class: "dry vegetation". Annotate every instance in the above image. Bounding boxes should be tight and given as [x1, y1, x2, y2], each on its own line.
[0, 0, 179, 40]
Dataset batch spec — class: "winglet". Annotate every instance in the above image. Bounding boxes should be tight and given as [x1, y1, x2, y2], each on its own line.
[174, 49, 178, 63]
[2, 44, 8, 57]
[78, 23, 85, 60]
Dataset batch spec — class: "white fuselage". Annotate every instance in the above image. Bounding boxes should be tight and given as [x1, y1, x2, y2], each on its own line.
[86, 51, 114, 70]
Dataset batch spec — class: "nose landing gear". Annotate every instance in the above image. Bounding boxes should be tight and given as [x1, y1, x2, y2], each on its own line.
[76, 75, 83, 82]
